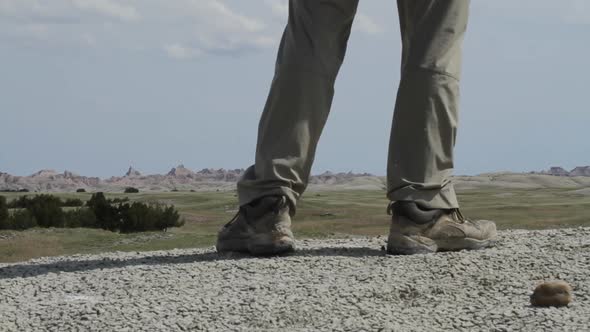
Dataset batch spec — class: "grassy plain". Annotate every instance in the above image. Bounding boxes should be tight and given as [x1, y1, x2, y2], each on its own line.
[1, 188, 590, 262]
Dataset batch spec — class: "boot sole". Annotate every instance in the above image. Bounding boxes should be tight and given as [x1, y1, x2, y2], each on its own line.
[248, 235, 295, 256]
[217, 235, 295, 256]
[216, 237, 249, 253]
[387, 233, 497, 255]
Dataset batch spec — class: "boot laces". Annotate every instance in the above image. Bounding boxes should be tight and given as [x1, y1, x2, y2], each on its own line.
[223, 207, 245, 228]
[451, 209, 468, 223]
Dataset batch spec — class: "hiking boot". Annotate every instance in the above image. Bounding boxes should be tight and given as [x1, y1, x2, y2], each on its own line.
[216, 195, 295, 256]
[386, 201, 497, 255]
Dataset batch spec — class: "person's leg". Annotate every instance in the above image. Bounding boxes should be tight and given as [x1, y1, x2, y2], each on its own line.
[387, 0, 469, 209]
[219, 0, 359, 255]
[237, 0, 359, 215]
[386, 0, 497, 255]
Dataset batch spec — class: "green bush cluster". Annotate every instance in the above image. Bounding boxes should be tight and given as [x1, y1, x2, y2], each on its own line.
[0, 196, 9, 229]
[86, 193, 183, 232]
[7, 195, 85, 209]
[124, 187, 139, 193]
[0, 188, 29, 193]
[0, 193, 184, 233]
[63, 198, 84, 207]
[4, 209, 37, 230]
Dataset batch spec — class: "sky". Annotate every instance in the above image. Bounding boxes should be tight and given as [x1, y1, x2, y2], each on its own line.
[1, 0, 589, 178]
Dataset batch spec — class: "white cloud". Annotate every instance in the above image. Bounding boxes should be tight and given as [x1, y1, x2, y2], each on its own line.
[473, 0, 590, 25]
[70, 0, 139, 22]
[80, 33, 97, 46]
[164, 43, 202, 59]
[0, 0, 141, 48]
[189, 1, 268, 49]
[2, 0, 590, 60]
[0, 0, 276, 56]
[0, 0, 140, 22]
[22, 23, 49, 39]
[158, 0, 277, 58]
[563, 0, 590, 24]
[354, 14, 382, 35]
[0, 0, 385, 58]
[189, 1, 265, 33]
[263, 1, 382, 36]
[263, 1, 381, 36]
[265, 0, 288, 19]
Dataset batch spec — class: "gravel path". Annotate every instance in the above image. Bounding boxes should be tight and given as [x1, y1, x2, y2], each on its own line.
[1, 228, 589, 331]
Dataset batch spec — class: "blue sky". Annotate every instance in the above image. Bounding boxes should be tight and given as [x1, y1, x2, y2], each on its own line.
[1, 0, 589, 177]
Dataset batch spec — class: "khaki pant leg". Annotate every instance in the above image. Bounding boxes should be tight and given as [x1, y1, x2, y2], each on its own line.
[237, 0, 359, 214]
[387, 0, 470, 209]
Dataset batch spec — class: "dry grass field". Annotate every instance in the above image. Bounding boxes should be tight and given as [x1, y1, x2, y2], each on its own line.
[1, 187, 590, 262]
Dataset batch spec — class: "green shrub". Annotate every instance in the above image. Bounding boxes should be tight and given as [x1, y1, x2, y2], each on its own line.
[8, 195, 31, 209]
[63, 198, 84, 207]
[76, 188, 86, 193]
[111, 197, 130, 204]
[7, 209, 37, 230]
[0, 196, 9, 229]
[0, 189, 29, 193]
[87, 192, 119, 231]
[6, 194, 66, 227]
[118, 202, 183, 233]
[157, 205, 184, 231]
[11, 195, 85, 208]
[64, 208, 97, 228]
[124, 187, 139, 193]
[27, 194, 65, 228]
[0, 196, 8, 220]
[0, 193, 184, 233]
[120, 202, 155, 233]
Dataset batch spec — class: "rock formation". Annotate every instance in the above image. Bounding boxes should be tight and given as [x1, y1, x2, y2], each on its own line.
[569, 166, 590, 177]
[2, 164, 590, 193]
[546, 167, 570, 176]
[167, 165, 194, 178]
[125, 167, 142, 178]
[541, 166, 590, 177]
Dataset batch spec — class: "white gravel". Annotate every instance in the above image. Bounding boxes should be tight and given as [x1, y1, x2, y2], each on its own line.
[1, 227, 589, 331]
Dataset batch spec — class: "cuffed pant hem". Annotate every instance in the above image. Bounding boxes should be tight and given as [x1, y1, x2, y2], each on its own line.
[237, 186, 299, 216]
[387, 184, 459, 209]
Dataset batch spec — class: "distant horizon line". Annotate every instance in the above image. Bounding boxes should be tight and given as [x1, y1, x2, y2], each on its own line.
[2, 164, 589, 179]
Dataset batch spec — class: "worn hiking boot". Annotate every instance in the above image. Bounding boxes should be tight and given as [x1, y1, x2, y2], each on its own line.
[387, 201, 497, 255]
[216, 195, 295, 255]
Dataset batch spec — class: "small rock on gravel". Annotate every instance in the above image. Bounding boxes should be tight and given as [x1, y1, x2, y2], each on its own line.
[531, 280, 573, 307]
